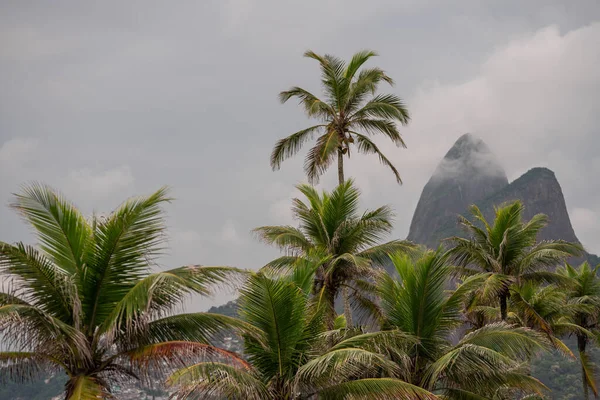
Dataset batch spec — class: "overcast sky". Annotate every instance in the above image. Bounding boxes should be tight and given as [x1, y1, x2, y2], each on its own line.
[1, 1, 599, 310]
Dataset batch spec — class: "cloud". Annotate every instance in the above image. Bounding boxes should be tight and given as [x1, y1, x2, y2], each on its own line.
[430, 134, 507, 182]
[65, 165, 134, 199]
[1, 1, 599, 311]
[0, 137, 39, 166]
[403, 23, 600, 168]
[169, 229, 205, 265]
[220, 219, 241, 243]
[570, 208, 600, 250]
[346, 22, 600, 250]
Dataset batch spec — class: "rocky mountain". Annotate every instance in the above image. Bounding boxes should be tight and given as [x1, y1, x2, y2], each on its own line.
[408, 133, 597, 263]
[407, 133, 508, 248]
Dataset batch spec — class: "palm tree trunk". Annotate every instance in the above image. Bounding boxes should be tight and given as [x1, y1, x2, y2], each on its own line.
[578, 334, 590, 400]
[337, 148, 344, 185]
[343, 286, 353, 327]
[499, 293, 508, 321]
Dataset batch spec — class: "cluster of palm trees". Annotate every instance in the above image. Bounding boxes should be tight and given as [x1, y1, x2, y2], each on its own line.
[0, 50, 598, 399]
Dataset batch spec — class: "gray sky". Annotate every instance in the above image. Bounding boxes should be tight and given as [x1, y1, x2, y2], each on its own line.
[2, 0, 600, 310]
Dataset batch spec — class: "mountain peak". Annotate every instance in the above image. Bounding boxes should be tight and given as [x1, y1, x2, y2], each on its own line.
[445, 133, 489, 160]
[431, 134, 507, 182]
[407, 134, 509, 247]
[519, 167, 556, 179]
[407, 138, 592, 263]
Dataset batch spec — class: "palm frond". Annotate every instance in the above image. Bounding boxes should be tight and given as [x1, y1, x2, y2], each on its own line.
[318, 378, 439, 400]
[351, 94, 410, 127]
[82, 187, 171, 333]
[357, 239, 415, 266]
[0, 242, 77, 323]
[344, 50, 378, 82]
[518, 241, 584, 273]
[279, 87, 333, 119]
[270, 125, 326, 170]
[352, 118, 403, 141]
[167, 362, 267, 400]
[140, 312, 261, 347]
[345, 67, 396, 114]
[238, 272, 310, 380]
[122, 341, 248, 375]
[10, 183, 90, 275]
[253, 226, 312, 253]
[580, 350, 599, 396]
[304, 130, 340, 184]
[0, 303, 89, 362]
[99, 265, 244, 339]
[295, 348, 401, 392]
[65, 375, 111, 400]
[0, 351, 58, 383]
[457, 323, 550, 361]
[353, 132, 402, 183]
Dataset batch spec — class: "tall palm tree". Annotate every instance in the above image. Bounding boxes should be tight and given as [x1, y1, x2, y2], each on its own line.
[356, 250, 551, 399]
[168, 263, 437, 399]
[447, 200, 583, 321]
[557, 262, 600, 399]
[0, 184, 251, 399]
[271, 50, 410, 185]
[254, 180, 413, 326]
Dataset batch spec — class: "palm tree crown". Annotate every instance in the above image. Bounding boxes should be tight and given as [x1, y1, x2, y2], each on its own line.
[168, 264, 438, 399]
[358, 250, 551, 399]
[447, 200, 583, 321]
[254, 180, 413, 326]
[0, 184, 249, 399]
[271, 50, 410, 185]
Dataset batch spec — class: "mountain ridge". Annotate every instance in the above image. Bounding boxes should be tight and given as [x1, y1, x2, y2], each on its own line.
[407, 134, 598, 263]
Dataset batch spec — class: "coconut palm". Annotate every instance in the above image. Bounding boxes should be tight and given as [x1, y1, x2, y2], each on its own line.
[356, 250, 551, 399]
[463, 281, 575, 354]
[254, 180, 414, 326]
[271, 50, 410, 185]
[557, 262, 600, 399]
[447, 200, 583, 321]
[0, 184, 251, 399]
[168, 262, 437, 399]
[509, 283, 573, 347]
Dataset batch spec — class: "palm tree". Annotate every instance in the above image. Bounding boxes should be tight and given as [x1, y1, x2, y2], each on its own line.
[356, 250, 551, 399]
[447, 200, 583, 321]
[271, 50, 410, 185]
[0, 184, 251, 399]
[557, 262, 600, 399]
[509, 283, 573, 349]
[254, 180, 413, 326]
[168, 263, 437, 399]
[463, 280, 575, 354]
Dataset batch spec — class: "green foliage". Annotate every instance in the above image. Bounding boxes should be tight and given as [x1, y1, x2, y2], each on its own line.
[531, 337, 600, 400]
[447, 200, 583, 320]
[0, 184, 250, 399]
[254, 180, 414, 326]
[359, 250, 551, 398]
[169, 268, 435, 399]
